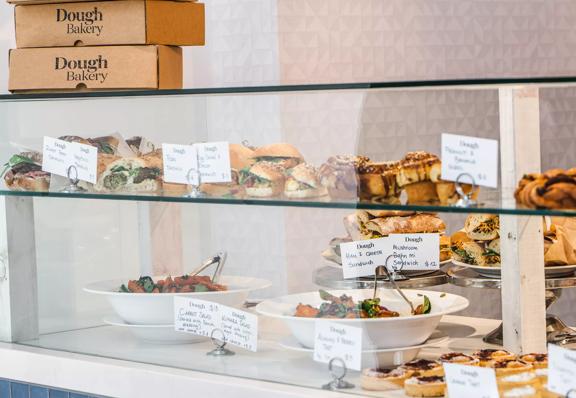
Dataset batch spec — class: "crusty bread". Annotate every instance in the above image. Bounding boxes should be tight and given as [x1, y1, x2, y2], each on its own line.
[464, 214, 499, 241]
[365, 214, 446, 236]
[4, 173, 50, 191]
[404, 181, 439, 203]
[251, 143, 303, 160]
[249, 161, 285, 182]
[230, 143, 255, 170]
[366, 210, 416, 217]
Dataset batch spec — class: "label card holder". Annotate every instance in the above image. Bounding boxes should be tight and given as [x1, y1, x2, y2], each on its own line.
[42, 136, 97, 184]
[339, 238, 388, 279]
[384, 233, 440, 271]
[549, 343, 576, 396]
[444, 363, 499, 398]
[313, 321, 362, 371]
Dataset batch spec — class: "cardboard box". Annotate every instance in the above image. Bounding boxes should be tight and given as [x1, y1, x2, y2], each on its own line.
[9, 45, 183, 92]
[15, 1, 205, 47]
[9, 0, 194, 5]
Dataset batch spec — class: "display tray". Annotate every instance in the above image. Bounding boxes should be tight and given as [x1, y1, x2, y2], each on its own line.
[17, 315, 497, 398]
[450, 260, 576, 279]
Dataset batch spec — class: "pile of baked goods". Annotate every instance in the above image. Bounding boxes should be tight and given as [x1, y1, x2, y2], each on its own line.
[451, 214, 501, 267]
[515, 168, 576, 210]
[361, 349, 554, 397]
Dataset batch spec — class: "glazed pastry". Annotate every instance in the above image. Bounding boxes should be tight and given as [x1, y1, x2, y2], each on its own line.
[515, 168, 576, 210]
[519, 353, 548, 369]
[472, 349, 516, 367]
[404, 181, 439, 204]
[361, 367, 411, 391]
[492, 359, 533, 376]
[401, 359, 444, 377]
[497, 371, 541, 390]
[396, 152, 442, 203]
[404, 375, 446, 397]
[500, 385, 541, 397]
[436, 180, 479, 205]
[319, 155, 369, 199]
[438, 352, 479, 366]
[357, 161, 401, 202]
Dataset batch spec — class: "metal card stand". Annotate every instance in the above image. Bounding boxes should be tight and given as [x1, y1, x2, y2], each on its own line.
[207, 328, 235, 357]
[60, 165, 87, 193]
[452, 173, 478, 208]
[183, 149, 202, 198]
[321, 358, 354, 390]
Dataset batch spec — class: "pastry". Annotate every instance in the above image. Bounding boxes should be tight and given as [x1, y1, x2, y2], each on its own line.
[396, 151, 442, 187]
[464, 214, 500, 241]
[472, 349, 516, 367]
[438, 352, 479, 366]
[401, 359, 444, 377]
[2, 151, 50, 192]
[94, 151, 160, 192]
[284, 163, 327, 198]
[319, 155, 369, 199]
[404, 375, 446, 397]
[498, 371, 541, 390]
[436, 180, 479, 205]
[515, 168, 576, 210]
[361, 367, 411, 391]
[357, 161, 401, 202]
[250, 143, 303, 169]
[492, 359, 533, 376]
[200, 143, 254, 198]
[519, 354, 547, 370]
[404, 181, 439, 204]
[500, 385, 542, 397]
[240, 161, 285, 197]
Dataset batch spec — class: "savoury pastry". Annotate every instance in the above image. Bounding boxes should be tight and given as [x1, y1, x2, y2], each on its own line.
[519, 353, 548, 369]
[404, 375, 446, 397]
[361, 367, 411, 391]
[401, 359, 444, 377]
[472, 349, 516, 367]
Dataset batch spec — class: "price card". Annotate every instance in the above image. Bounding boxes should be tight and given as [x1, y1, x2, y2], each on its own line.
[196, 142, 232, 184]
[340, 238, 388, 279]
[174, 297, 258, 352]
[384, 233, 440, 271]
[313, 321, 362, 371]
[162, 142, 232, 185]
[444, 363, 499, 398]
[42, 136, 97, 184]
[548, 344, 576, 395]
[162, 143, 199, 185]
[441, 133, 499, 188]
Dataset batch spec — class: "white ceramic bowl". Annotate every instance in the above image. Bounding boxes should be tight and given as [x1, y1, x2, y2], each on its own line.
[103, 317, 206, 344]
[255, 289, 468, 349]
[85, 275, 271, 325]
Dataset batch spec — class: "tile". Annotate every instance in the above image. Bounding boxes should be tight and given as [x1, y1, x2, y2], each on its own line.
[31, 386, 49, 398]
[11, 382, 29, 398]
[0, 379, 9, 398]
[49, 390, 69, 398]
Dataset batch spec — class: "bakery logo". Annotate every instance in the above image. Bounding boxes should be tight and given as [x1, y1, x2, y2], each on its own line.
[55, 55, 109, 84]
[56, 7, 104, 36]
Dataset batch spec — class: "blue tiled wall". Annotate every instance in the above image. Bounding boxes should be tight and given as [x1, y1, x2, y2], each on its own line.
[0, 379, 104, 398]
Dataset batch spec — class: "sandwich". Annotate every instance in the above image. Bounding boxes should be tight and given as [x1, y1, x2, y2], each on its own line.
[440, 235, 451, 262]
[319, 155, 370, 199]
[450, 230, 487, 266]
[59, 135, 120, 155]
[464, 214, 500, 241]
[251, 143, 303, 169]
[357, 161, 401, 202]
[284, 163, 327, 198]
[240, 161, 285, 197]
[126, 136, 156, 156]
[2, 152, 50, 191]
[484, 238, 501, 266]
[200, 143, 255, 197]
[94, 150, 162, 193]
[363, 213, 446, 239]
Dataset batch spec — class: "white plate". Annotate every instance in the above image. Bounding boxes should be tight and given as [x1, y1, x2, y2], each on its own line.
[103, 317, 206, 344]
[255, 289, 468, 350]
[450, 260, 576, 279]
[279, 334, 449, 368]
[85, 275, 271, 325]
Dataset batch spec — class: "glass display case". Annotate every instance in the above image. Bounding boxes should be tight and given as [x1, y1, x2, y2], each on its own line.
[0, 77, 575, 397]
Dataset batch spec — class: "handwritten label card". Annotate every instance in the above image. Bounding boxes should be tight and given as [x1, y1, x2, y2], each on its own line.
[441, 133, 499, 188]
[162, 143, 199, 185]
[196, 142, 232, 184]
[548, 344, 576, 395]
[444, 363, 499, 398]
[162, 142, 232, 185]
[313, 322, 362, 371]
[174, 297, 258, 352]
[340, 238, 388, 279]
[384, 233, 440, 271]
[42, 136, 97, 184]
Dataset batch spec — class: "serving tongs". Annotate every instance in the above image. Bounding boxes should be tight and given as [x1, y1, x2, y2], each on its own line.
[373, 255, 415, 314]
[189, 251, 227, 284]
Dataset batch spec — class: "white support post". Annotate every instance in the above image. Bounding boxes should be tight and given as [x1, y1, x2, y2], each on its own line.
[499, 87, 547, 353]
[0, 196, 39, 342]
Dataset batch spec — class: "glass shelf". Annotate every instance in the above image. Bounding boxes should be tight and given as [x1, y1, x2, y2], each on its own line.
[2, 188, 576, 217]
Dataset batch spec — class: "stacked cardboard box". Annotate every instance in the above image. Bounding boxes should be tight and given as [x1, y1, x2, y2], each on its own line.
[8, 0, 205, 92]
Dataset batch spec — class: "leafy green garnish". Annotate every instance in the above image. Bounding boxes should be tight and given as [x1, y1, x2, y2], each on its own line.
[111, 165, 129, 173]
[483, 248, 500, 257]
[138, 276, 155, 293]
[119, 284, 130, 293]
[1, 154, 37, 178]
[194, 284, 209, 292]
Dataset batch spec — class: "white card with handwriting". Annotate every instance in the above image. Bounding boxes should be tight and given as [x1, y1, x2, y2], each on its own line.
[174, 297, 258, 352]
[383, 233, 440, 271]
[441, 133, 498, 188]
[340, 238, 388, 279]
[313, 321, 362, 371]
[42, 136, 97, 184]
[444, 363, 499, 398]
[196, 142, 232, 184]
[162, 143, 198, 185]
[548, 343, 576, 395]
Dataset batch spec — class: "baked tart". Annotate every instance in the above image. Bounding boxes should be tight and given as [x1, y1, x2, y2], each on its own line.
[498, 371, 541, 390]
[519, 353, 548, 369]
[492, 359, 533, 376]
[361, 367, 411, 391]
[438, 352, 479, 366]
[404, 375, 446, 397]
[500, 385, 542, 397]
[401, 359, 444, 377]
[472, 349, 516, 367]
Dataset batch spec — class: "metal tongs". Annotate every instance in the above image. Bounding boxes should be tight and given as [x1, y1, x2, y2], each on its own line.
[189, 251, 227, 284]
[373, 255, 415, 314]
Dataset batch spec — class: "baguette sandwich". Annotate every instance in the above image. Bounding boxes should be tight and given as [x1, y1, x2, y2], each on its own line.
[94, 150, 162, 192]
[2, 152, 50, 191]
[464, 214, 500, 241]
[200, 143, 255, 197]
